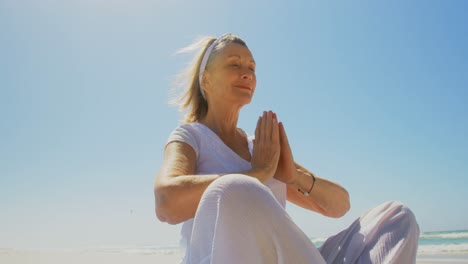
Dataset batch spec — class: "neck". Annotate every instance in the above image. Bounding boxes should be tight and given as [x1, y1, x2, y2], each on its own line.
[201, 102, 242, 140]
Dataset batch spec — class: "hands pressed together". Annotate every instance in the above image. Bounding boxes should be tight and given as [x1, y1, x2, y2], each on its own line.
[250, 110, 298, 184]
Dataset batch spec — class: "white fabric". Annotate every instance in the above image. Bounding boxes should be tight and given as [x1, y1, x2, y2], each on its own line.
[319, 201, 420, 264]
[166, 122, 420, 264]
[187, 174, 324, 264]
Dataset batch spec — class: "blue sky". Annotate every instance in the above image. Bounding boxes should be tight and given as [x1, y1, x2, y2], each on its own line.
[1, 0, 467, 249]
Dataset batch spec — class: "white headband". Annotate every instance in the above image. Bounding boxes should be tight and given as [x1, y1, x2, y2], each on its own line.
[198, 33, 231, 99]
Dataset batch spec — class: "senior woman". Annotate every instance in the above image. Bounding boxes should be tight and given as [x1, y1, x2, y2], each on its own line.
[154, 33, 419, 264]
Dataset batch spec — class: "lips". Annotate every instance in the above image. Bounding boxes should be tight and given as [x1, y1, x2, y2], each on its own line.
[235, 85, 252, 90]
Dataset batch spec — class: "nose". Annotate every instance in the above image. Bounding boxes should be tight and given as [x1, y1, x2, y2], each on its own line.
[241, 71, 253, 81]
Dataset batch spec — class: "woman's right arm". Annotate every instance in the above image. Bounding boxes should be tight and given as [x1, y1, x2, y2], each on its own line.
[154, 141, 273, 224]
[154, 141, 218, 224]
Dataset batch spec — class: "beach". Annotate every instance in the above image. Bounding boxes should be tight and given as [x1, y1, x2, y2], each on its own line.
[1, 249, 467, 264]
[0, 249, 182, 264]
[417, 254, 468, 264]
[2, 230, 467, 263]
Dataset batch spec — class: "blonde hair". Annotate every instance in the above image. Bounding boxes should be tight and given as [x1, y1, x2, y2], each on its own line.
[171, 34, 247, 123]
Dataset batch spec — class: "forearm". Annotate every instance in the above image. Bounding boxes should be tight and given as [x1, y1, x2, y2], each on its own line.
[291, 164, 350, 218]
[155, 174, 219, 224]
[155, 170, 268, 224]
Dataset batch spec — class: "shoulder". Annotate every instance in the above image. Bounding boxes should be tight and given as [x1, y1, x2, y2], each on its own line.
[167, 122, 203, 158]
[168, 122, 203, 139]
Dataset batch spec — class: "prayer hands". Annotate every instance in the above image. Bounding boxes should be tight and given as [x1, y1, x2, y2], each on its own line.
[250, 111, 280, 182]
[273, 121, 298, 184]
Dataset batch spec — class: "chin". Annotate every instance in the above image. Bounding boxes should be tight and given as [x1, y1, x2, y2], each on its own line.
[238, 95, 253, 106]
[229, 92, 253, 107]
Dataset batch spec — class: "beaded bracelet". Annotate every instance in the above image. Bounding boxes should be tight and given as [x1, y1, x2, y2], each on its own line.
[297, 170, 316, 196]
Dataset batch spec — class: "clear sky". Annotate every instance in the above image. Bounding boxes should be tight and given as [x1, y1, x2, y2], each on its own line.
[1, 0, 467, 249]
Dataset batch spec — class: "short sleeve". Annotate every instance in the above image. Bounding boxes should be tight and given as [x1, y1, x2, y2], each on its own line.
[166, 124, 199, 159]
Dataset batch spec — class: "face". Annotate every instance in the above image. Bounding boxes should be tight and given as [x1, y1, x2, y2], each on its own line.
[202, 43, 256, 106]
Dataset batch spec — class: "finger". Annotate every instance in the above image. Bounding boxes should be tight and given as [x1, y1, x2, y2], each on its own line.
[279, 122, 292, 152]
[279, 122, 287, 144]
[265, 111, 273, 141]
[255, 115, 261, 143]
[261, 111, 267, 141]
[272, 113, 280, 143]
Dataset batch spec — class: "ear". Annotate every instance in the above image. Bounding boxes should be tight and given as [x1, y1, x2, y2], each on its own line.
[201, 71, 211, 95]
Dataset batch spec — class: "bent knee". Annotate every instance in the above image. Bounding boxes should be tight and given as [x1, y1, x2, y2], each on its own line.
[203, 174, 272, 206]
[208, 174, 264, 192]
[222, 173, 261, 183]
[385, 201, 420, 237]
[400, 205, 420, 237]
[384, 201, 417, 221]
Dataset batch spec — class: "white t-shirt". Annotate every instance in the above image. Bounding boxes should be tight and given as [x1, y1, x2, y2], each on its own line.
[166, 122, 287, 249]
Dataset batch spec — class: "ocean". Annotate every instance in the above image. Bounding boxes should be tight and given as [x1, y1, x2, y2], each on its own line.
[418, 230, 468, 255]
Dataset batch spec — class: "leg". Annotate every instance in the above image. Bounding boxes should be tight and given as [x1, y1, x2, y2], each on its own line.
[186, 174, 325, 264]
[320, 201, 420, 264]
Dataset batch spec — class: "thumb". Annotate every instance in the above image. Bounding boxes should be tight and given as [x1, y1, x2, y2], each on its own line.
[280, 123, 290, 143]
[279, 122, 286, 143]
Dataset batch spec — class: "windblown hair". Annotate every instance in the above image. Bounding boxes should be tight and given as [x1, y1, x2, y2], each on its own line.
[171, 34, 247, 123]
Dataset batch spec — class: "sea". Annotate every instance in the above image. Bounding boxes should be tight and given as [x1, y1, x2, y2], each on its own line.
[417, 230, 468, 255]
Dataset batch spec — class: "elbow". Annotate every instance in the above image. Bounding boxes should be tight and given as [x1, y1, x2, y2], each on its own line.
[156, 206, 184, 225]
[155, 206, 167, 223]
[327, 190, 351, 218]
[326, 207, 348, 218]
[155, 205, 183, 225]
[154, 186, 168, 222]
[333, 199, 350, 218]
[154, 185, 184, 225]
[155, 196, 169, 223]
[156, 206, 181, 225]
[337, 190, 351, 218]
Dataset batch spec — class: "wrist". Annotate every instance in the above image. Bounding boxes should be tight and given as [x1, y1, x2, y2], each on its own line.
[246, 168, 269, 183]
[291, 168, 305, 187]
[295, 169, 316, 196]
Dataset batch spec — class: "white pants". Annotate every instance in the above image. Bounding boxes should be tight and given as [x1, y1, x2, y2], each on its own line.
[184, 174, 419, 264]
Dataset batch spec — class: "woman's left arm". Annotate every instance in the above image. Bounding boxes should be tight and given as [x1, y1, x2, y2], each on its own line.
[273, 121, 350, 218]
[286, 163, 350, 218]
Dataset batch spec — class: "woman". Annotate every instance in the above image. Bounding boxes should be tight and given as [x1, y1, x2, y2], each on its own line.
[154, 33, 420, 264]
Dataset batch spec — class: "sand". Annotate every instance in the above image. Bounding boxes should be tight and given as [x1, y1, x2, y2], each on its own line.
[1, 249, 467, 263]
[417, 254, 468, 264]
[0, 249, 182, 264]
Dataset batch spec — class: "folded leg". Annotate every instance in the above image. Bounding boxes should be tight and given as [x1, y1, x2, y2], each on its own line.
[186, 174, 325, 264]
[320, 201, 420, 264]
